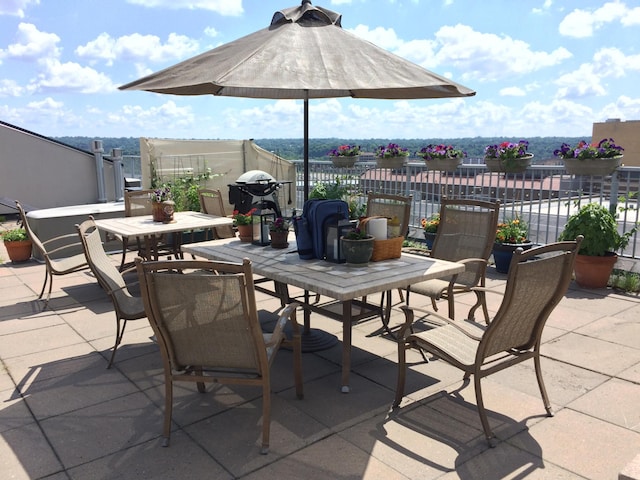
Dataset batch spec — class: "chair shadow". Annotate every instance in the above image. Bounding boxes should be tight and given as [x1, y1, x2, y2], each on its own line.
[371, 378, 547, 478]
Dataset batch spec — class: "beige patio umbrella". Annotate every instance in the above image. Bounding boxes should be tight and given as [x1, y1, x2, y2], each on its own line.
[119, 0, 476, 198]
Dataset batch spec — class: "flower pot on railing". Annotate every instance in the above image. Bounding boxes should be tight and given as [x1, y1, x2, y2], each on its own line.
[376, 156, 406, 169]
[331, 156, 358, 168]
[563, 155, 622, 176]
[425, 157, 462, 172]
[484, 154, 533, 173]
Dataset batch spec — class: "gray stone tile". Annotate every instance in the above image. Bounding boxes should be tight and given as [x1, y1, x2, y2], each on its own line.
[575, 314, 640, 349]
[567, 378, 640, 431]
[0, 421, 64, 479]
[510, 408, 640, 479]
[0, 323, 86, 359]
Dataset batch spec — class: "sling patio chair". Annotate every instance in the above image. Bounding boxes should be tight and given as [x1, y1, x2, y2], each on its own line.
[15, 201, 89, 307]
[394, 237, 582, 447]
[117, 189, 179, 270]
[76, 218, 146, 368]
[135, 257, 304, 453]
[406, 197, 500, 323]
[362, 193, 413, 334]
[198, 188, 236, 239]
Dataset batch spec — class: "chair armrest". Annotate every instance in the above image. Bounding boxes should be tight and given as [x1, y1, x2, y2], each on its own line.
[452, 258, 488, 287]
[267, 302, 300, 347]
[398, 305, 486, 342]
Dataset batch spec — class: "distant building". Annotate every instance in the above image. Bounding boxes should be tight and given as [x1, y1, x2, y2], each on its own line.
[593, 119, 640, 167]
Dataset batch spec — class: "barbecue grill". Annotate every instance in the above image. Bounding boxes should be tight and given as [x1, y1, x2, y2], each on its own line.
[228, 170, 290, 217]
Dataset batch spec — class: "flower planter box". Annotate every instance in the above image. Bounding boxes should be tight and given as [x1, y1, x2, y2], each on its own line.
[376, 156, 406, 169]
[484, 154, 533, 173]
[425, 157, 461, 172]
[563, 155, 622, 176]
[331, 156, 358, 168]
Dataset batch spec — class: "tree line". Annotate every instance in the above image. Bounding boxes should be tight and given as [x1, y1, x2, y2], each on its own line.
[55, 135, 589, 162]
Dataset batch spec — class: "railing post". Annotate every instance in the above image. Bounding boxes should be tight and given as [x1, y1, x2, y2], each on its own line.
[609, 170, 619, 215]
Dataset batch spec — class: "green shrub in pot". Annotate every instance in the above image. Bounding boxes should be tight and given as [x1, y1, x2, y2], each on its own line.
[1, 228, 28, 242]
[558, 202, 635, 256]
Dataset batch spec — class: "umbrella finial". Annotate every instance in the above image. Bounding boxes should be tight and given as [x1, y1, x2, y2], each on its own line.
[272, 1, 341, 27]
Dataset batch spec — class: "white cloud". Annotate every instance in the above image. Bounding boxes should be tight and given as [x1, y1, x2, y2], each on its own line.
[0, 0, 39, 18]
[432, 24, 572, 82]
[0, 23, 60, 61]
[76, 32, 200, 66]
[559, 1, 629, 38]
[0, 79, 26, 97]
[598, 95, 640, 121]
[500, 87, 526, 97]
[125, 0, 243, 16]
[34, 59, 116, 93]
[349, 25, 404, 50]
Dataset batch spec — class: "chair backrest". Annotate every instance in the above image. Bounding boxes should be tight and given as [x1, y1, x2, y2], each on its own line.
[125, 190, 155, 217]
[431, 197, 500, 284]
[198, 189, 227, 216]
[479, 238, 582, 359]
[136, 258, 270, 373]
[365, 193, 412, 237]
[15, 201, 45, 257]
[76, 219, 131, 306]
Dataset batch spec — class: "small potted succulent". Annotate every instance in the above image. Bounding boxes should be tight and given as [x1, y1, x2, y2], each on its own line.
[484, 140, 533, 173]
[328, 144, 361, 168]
[558, 202, 637, 288]
[416, 144, 466, 172]
[554, 138, 624, 176]
[375, 143, 410, 169]
[1, 227, 32, 263]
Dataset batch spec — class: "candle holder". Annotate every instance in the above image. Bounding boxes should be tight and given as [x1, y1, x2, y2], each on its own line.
[252, 201, 276, 246]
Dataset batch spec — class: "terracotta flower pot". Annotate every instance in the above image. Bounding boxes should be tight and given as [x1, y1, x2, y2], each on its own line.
[4, 240, 33, 263]
[573, 253, 617, 288]
[236, 224, 253, 242]
[269, 230, 289, 249]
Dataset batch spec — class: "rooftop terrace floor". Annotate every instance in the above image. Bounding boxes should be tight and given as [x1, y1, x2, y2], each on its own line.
[1, 232, 639, 479]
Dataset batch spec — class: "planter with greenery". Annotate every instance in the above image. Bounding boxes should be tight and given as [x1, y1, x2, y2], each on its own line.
[558, 202, 637, 288]
[492, 216, 532, 273]
[1, 228, 32, 263]
[309, 178, 366, 220]
[328, 145, 360, 168]
[416, 144, 465, 172]
[375, 143, 410, 169]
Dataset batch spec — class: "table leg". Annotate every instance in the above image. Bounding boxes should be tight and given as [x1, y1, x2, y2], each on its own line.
[341, 299, 352, 393]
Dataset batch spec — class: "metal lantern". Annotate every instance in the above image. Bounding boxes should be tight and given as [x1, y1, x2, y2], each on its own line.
[325, 220, 353, 263]
[252, 201, 276, 246]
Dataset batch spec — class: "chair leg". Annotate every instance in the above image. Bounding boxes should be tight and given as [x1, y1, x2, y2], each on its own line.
[260, 382, 271, 454]
[474, 374, 497, 447]
[292, 333, 304, 400]
[107, 318, 127, 369]
[119, 237, 129, 271]
[38, 269, 50, 299]
[468, 290, 490, 324]
[393, 340, 409, 408]
[534, 350, 554, 417]
[162, 376, 173, 447]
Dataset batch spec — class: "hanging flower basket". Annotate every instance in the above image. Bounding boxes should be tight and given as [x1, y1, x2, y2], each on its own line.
[563, 155, 623, 176]
[484, 154, 533, 173]
[376, 156, 406, 169]
[427, 157, 462, 172]
[331, 156, 358, 168]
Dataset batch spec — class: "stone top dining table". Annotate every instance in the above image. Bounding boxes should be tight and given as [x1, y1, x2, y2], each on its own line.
[181, 236, 465, 393]
[94, 211, 233, 261]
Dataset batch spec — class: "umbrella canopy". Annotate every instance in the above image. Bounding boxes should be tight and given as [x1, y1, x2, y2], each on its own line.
[119, 0, 476, 197]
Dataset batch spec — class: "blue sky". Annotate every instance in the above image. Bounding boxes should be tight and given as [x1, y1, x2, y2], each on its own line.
[1, 0, 639, 140]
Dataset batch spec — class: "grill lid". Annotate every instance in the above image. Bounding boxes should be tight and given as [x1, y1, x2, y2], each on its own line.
[235, 170, 277, 184]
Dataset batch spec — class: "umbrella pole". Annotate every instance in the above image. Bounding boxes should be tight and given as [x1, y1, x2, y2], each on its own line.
[303, 91, 309, 202]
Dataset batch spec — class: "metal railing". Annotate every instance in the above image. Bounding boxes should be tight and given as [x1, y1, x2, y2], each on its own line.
[120, 155, 640, 260]
[292, 159, 640, 260]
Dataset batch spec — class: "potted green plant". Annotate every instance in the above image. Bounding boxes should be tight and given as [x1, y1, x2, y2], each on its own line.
[558, 202, 637, 288]
[1, 227, 32, 263]
[340, 227, 375, 265]
[421, 213, 439, 249]
[416, 144, 465, 172]
[328, 144, 361, 168]
[484, 140, 533, 173]
[554, 138, 624, 176]
[309, 179, 366, 220]
[375, 143, 410, 169]
[492, 216, 533, 273]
